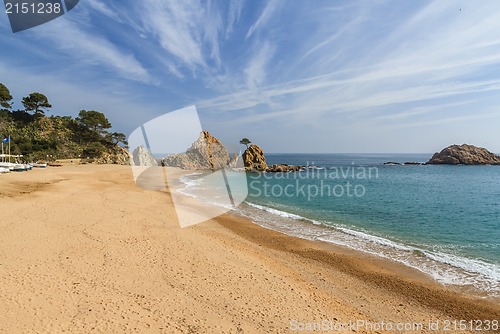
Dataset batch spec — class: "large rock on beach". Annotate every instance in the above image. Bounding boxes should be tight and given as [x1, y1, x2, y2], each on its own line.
[163, 131, 229, 170]
[426, 144, 500, 165]
[131, 146, 157, 166]
[242, 144, 268, 171]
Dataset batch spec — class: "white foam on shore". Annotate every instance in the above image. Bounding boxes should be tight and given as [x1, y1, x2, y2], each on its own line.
[240, 200, 500, 297]
[176, 172, 236, 211]
[176, 173, 500, 296]
[246, 202, 307, 221]
[178, 173, 203, 188]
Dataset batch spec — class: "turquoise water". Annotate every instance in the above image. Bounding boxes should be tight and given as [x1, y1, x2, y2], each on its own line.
[179, 153, 500, 296]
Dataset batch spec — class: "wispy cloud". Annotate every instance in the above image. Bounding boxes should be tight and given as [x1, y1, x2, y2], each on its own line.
[136, 0, 205, 69]
[200, 0, 500, 135]
[135, 0, 223, 73]
[86, 0, 122, 22]
[373, 100, 476, 121]
[226, 0, 245, 38]
[245, 0, 281, 39]
[33, 18, 151, 83]
[387, 111, 500, 129]
[244, 41, 275, 89]
[203, 2, 223, 67]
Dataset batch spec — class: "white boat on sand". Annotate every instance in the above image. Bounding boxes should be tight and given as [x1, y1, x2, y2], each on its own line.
[0, 162, 26, 172]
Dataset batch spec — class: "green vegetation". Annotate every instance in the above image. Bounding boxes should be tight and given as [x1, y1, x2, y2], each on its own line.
[240, 137, 251, 148]
[22, 92, 52, 117]
[0, 82, 128, 162]
[0, 83, 13, 109]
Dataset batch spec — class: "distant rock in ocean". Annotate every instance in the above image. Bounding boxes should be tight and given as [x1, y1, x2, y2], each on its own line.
[426, 144, 500, 165]
[163, 131, 229, 170]
[383, 161, 423, 166]
[266, 164, 305, 172]
[242, 144, 268, 171]
[131, 146, 157, 166]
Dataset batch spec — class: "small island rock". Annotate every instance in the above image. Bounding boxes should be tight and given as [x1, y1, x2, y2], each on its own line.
[266, 164, 305, 173]
[426, 144, 500, 165]
[242, 144, 268, 171]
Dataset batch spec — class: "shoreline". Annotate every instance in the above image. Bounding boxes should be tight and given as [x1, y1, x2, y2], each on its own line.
[174, 168, 500, 316]
[232, 201, 500, 303]
[1, 164, 499, 332]
[213, 213, 500, 321]
[177, 169, 500, 303]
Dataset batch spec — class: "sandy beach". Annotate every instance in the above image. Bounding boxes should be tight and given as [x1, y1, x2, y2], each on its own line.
[0, 164, 498, 333]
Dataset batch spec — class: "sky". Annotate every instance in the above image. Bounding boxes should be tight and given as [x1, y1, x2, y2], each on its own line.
[1, 0, 500, 153]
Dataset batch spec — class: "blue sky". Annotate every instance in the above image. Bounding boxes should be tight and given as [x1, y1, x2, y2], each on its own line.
[1, 0, 500, 153]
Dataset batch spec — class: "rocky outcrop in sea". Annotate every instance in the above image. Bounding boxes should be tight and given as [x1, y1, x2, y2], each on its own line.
[242, 144, 268, 172]
[163, 131, 229, 170]
[427, 144, 500, 165]
[266, 164, 305, 172]
[242, 143, 306, 172]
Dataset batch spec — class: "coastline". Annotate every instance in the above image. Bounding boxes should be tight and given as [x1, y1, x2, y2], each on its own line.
[178, 167, 500, 301]
[1, 164, 498, 333]
[215, 213, 500, 320]
[231, 201, 500, 302]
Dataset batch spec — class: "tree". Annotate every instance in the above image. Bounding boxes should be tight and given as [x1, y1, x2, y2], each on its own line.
[76, 110, 111, 135]
[82, 142, 106, 158]
[110, 132, 128, 146]
[22, 92, 52, 116]
[240, 138, 251, 148]
[0, 83, 13, 110]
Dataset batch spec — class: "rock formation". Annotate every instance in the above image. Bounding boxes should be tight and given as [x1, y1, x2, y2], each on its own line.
[266, 164, 305, 172]
[242, 143, 307, 172]
[427, 144, 500, 165]
[228, 153, 241, 169]
[242, 144, 268, 171]
[95, 147, 132, 165]
[131, 146, 158, 166]
[163, 131, 229, 170]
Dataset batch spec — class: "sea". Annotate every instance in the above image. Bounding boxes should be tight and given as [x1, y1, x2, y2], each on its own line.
[178, 153, 500, 299]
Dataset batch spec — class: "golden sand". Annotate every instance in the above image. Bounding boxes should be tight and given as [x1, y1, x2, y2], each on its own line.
[0, 165, 498, 333]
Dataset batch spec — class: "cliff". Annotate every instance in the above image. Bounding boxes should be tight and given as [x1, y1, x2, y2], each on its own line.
[427, 144, 500, 165]
[163, 131, 229, 170]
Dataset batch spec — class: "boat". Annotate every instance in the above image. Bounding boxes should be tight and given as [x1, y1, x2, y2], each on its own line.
[12, 164, 26, 172]
[0, 162, 26, 172]
[0, 162, 15, 171]
[1, 137, 33, 172]
[32, 163, 48, 168]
